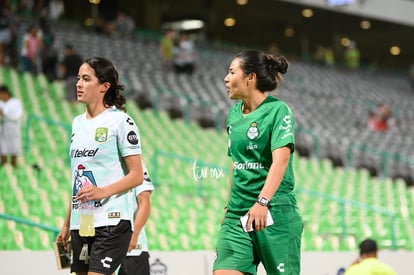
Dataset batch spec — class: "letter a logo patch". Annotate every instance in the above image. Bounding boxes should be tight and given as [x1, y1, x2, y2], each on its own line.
[95, 127, 108, 143]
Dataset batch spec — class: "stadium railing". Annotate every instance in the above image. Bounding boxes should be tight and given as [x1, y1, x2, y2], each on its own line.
[297, 187, 397, 250]
[296, 126, 320, 158]
[0, 213, 59, 250]
[152, 87, 225, 131]
[346, 142, 414, 178]
[149, 150, 401, 250]
[24, 114, 71, 159]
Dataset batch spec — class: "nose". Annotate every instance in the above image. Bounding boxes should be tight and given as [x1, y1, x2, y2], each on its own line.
[224, 74, 229, 83]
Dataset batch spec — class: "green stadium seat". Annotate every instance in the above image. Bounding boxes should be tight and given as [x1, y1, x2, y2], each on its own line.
[20, 226, 40, 249]
[0, 221, 10, 249]
[1, 235, 19, 250]
[13, 229, 25, 249]
[179, 234, 191, 250]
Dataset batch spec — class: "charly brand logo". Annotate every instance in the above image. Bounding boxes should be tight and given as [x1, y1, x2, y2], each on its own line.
[277, 262, 285, 272]
[191, 159, 225, 181]
[126, 117, 134, 125]
[279, 115, 292, 131]
[100, 256, 112, 268]
[280, 114, 293, 139]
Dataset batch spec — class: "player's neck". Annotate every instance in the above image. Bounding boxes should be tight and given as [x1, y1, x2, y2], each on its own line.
[241, 92, 266, 114]
[85, 104, 108, 119]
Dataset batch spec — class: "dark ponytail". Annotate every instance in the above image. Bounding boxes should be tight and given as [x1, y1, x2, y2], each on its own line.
[236, 50, 288, 92]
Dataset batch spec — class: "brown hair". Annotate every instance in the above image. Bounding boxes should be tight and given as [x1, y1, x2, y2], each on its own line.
[83, 57, 126, 112]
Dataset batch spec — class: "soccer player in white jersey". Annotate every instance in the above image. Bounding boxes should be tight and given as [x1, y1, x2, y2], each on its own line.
[116, 162, 154, 275]
[56, 57, 144, 275]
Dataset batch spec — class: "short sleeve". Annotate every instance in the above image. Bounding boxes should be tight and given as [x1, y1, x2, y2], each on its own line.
[271, 103, 295, 152]
[134, 162, 155, 195]
[117, 114, 142, 157]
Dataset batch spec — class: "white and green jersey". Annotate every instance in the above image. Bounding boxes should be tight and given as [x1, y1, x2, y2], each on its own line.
[69, 107, 142, 230]
[226, 96, 297, 217]
[127, 162, 154, 256]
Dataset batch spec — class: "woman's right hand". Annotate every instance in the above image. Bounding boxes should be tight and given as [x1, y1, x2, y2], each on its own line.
[55, 224, 70, 249]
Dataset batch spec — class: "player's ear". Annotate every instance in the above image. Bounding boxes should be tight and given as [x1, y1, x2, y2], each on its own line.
[101, 82, 111, 93]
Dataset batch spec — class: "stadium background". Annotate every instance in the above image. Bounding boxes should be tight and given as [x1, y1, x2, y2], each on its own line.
[1, 0, 414, 274]
[62, 0, 414, 69]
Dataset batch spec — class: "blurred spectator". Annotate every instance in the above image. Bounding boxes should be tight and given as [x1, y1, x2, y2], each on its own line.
[97, 0, 119, 36]
[407, 62, 414, 91]
[0, 84, 23, 167]
[314, 44, 335, 66]
[47, 0, 64, 21]
[344, 238, 396, 275]
[20, 24, 43, 74]
[0, 2, 11, 66]
[33, 0, 48, 13]
[59, 44, 83, 103]
[173, 32, 197, 75]
[344, 40, 360, 70]
[13, 0, 32, 15]
[38, 15, 58, 81]
[367, 103, 397, 132]
[3, 5, 20, 68]
[268, 42, 279, 57]
[114, 11, 135, 37]
[159, 28, 175, 71]
[314, 44, 325, 65]
[13, 0, 50, 17]
[324, 46, 335, 66]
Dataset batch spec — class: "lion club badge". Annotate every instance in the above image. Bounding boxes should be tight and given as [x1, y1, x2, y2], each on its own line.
[247, 122, 259, 140]
[95, 127, 108, 143]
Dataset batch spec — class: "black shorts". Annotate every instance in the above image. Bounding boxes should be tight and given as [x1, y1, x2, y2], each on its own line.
[118, 252, 150, 275]
[70, 220, 132, 275]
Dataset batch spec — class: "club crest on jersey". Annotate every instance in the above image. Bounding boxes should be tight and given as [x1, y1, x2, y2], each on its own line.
[246, 122, 259, 140]
[95, 127, 108, 143]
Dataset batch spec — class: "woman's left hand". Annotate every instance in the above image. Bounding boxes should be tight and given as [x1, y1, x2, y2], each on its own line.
[246, 203, 269, 231]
